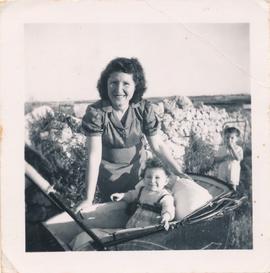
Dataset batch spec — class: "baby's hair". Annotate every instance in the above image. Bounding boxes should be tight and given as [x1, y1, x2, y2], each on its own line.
[97, 57, 147, 103]
[140, 157, 171, 178]
[224, 126, 241, 137]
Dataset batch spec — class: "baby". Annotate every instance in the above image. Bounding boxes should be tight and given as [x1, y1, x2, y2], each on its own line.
[214, 127, 243, 191]
[111, 158, 175, 230]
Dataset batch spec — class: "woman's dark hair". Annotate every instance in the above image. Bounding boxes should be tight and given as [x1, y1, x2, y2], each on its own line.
[140, 157, 171, 178]
[97, 57, 147, 103]
[224, 126, 241, 137]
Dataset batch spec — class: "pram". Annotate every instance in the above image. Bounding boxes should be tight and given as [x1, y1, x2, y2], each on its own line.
[25, 148, 246, 251]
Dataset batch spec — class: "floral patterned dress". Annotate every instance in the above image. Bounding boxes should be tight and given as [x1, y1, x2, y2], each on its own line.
[81, 99, 159, 201]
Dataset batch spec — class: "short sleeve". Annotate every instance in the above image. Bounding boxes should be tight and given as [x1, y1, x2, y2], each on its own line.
[81, 105, 104, 136]
[142, 101, 159, 136]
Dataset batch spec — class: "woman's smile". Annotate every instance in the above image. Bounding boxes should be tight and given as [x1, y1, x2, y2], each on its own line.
[107, 72, 135, 111]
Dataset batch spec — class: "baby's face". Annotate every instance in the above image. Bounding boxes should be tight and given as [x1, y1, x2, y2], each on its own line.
[143, 167, 168, 191]
[225, 133, 238, 145]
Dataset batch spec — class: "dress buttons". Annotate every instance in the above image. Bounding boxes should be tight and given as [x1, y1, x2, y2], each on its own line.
[120, 129, 126, 138]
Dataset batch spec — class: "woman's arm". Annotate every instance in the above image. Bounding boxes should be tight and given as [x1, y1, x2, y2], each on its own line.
[76, 135, 102, 211]
[85, 135, 102, 202]
[146, 134, 189, 178]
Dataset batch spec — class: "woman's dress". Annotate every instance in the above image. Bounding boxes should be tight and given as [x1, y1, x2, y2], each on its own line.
[82, 99, 159, 201]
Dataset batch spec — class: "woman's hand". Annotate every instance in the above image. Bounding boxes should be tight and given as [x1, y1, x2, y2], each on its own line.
[74, 199, 93, 214]
[176, 172, 192, 180]
[110, 193, 125, 202]
[146, 134, 186, 178]
[160, 212, 171, 231]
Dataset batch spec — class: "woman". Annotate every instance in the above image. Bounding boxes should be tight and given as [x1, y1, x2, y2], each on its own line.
[77, 57, 187, 210]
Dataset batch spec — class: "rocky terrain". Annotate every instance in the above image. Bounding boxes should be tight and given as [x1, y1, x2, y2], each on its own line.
[25, 95, 252, 250]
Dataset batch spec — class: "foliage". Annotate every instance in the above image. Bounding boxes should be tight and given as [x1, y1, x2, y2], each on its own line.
[25, 97, 251, 208]
[184, 135, 216, 174]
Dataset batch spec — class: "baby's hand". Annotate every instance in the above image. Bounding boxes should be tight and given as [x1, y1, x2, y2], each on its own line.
[228, 142, 234, 149]
[110, 193, 125, 202]
[161, 213, 171, 231]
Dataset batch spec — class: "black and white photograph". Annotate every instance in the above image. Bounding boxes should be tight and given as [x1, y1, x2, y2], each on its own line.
[24, 23, 252, 252]
[1, 1, 269, 273]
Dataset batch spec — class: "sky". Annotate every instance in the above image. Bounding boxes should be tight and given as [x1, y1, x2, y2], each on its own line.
[25, 23, 249, 102]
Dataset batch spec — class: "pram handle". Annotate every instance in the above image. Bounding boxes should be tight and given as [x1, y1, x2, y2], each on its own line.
[25, 162, 105, 251]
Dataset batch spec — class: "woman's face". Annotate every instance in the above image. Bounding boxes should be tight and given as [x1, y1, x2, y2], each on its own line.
[107, 72, 135, 111]
[143, 168, 168, 192]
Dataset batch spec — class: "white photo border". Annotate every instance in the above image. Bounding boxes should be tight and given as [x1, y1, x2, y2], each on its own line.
[1, 1, 270, 273]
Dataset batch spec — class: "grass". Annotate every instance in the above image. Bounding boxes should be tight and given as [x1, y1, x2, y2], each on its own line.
[225, 154, 252, 249]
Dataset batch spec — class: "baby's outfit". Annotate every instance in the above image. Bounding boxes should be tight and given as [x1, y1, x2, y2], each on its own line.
[123, 187, 175, 228]
[216, 144, 243, 187]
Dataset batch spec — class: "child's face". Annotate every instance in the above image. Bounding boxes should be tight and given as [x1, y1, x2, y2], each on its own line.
[107, 72, 135, 111]
[143, 167, 168, 191]
[225, 132, 238, 145]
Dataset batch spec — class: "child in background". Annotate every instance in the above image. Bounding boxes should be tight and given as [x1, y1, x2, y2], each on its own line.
[214, 127, 243, 191]
[111, 158, 175, 230]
